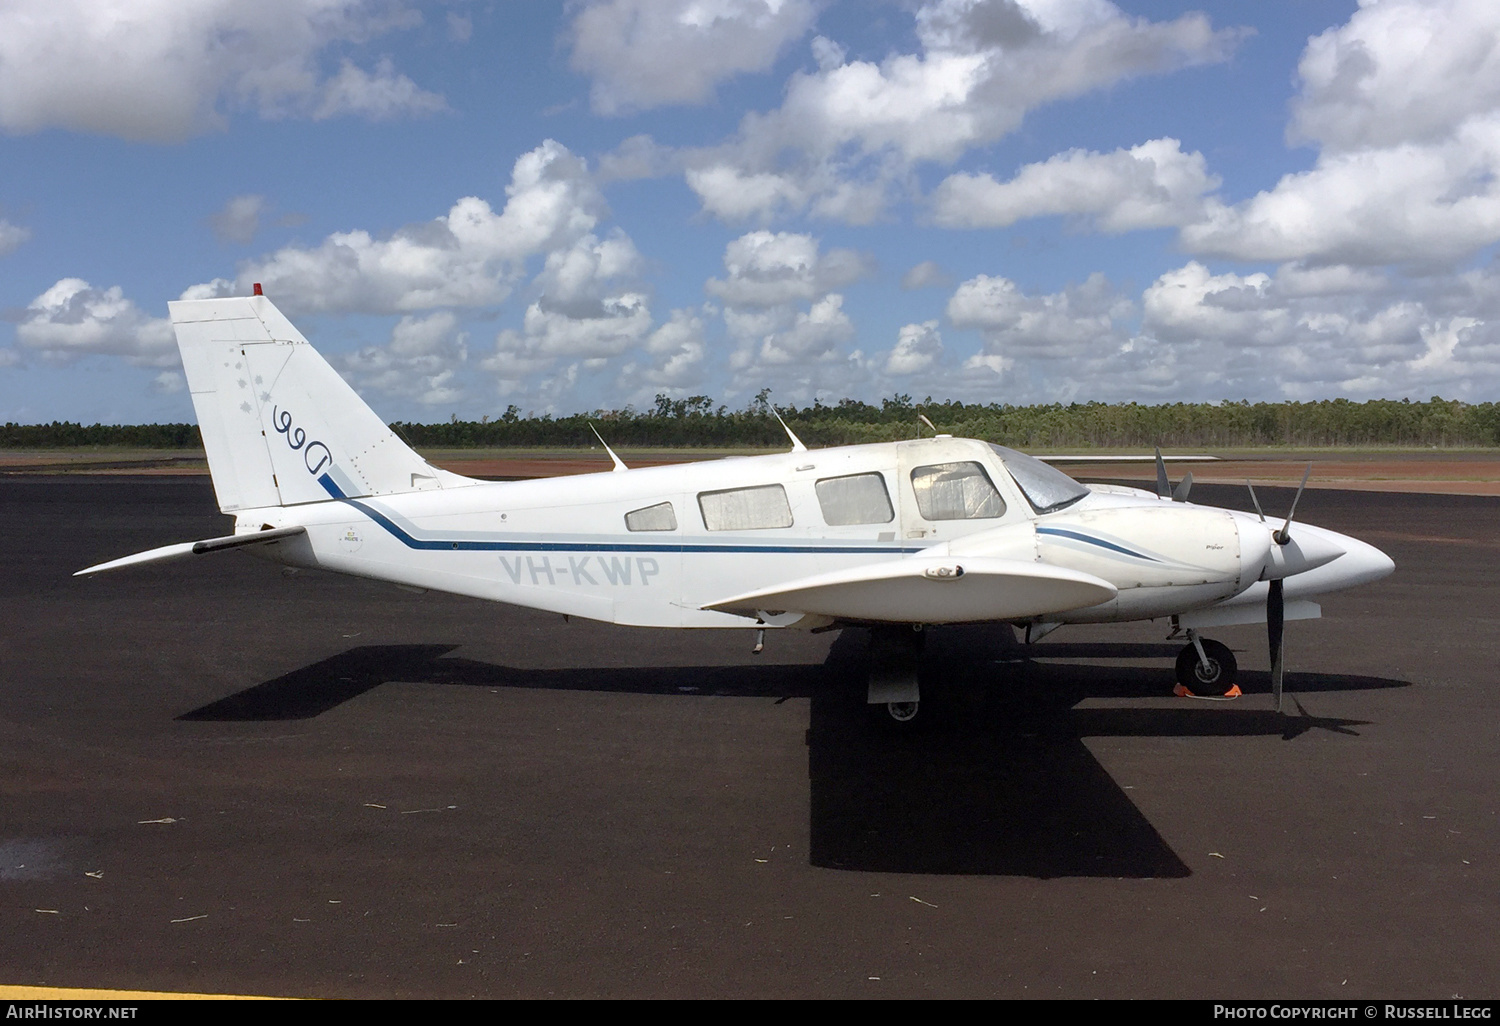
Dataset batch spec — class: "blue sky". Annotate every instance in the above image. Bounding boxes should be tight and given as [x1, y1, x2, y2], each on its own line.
[3, 0, 1498, 424]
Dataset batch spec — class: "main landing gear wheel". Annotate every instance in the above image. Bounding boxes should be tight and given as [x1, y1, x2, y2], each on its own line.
[1175, 638, 1238, 696]
[868, 625, 924, 726]
[887, 701, 919, 722]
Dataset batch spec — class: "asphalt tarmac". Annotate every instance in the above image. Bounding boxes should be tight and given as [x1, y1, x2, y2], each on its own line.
[1, 476, 1496, 999]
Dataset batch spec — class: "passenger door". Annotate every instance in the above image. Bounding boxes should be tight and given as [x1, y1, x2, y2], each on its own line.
[895, 446, 1016, 544]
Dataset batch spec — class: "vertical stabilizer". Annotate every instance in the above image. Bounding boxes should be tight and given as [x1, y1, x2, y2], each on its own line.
[169, 295, 467, 512]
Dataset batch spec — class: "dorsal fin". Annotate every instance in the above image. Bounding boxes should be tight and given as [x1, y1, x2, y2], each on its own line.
[771, 407, 807, 452]
[588, 423, 629, 472]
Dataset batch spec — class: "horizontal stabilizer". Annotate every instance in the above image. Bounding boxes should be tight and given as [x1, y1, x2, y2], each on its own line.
[702, 556, 1117, 625]
[75, 526, 306, 576]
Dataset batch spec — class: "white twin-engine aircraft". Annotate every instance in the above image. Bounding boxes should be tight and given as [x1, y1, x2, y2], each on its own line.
[79, 293, 1394, 722]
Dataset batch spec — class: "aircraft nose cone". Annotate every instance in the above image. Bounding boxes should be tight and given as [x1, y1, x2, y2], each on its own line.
[1332, 533, 1396, 587]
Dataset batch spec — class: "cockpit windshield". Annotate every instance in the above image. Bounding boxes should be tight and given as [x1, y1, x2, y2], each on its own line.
[988, 444, 1090, 514]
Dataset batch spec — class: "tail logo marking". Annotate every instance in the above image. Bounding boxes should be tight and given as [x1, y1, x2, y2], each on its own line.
[273, 406, 333, 475]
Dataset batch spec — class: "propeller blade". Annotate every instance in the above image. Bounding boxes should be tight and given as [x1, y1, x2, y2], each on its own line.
[1172, 471, 1194, 502]
[1268, 577, 1285, 712]
[1154, 447, 1171, 499]
[1275, 464, 1313, 545]
[1247, 480, 1266, 522]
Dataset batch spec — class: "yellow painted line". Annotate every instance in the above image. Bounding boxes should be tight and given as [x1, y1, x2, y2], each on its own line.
[0, 985, 291, 1000]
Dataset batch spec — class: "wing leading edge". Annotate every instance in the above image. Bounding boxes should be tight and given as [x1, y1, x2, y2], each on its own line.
[702, 556, 1117, 624]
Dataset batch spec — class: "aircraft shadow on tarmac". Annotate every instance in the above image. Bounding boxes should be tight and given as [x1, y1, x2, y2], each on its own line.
[179, 627, 1404, 880]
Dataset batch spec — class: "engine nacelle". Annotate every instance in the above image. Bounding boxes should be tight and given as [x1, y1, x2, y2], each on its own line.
[942, 505, 1248, 621]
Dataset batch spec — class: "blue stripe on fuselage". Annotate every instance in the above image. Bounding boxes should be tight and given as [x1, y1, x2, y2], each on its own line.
[315, 471, 918, 556]
[1036, 526, 1160, 563]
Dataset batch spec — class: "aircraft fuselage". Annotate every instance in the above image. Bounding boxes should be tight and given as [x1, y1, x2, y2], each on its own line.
[235, 435, 1392, 632]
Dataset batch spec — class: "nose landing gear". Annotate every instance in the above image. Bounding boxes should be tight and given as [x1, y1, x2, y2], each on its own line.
[1174, 631, 1239, 698]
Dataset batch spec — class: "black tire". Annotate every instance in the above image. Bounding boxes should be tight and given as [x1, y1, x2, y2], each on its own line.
[1175, 639, 1237, 694]
[887, 700, 919, 723]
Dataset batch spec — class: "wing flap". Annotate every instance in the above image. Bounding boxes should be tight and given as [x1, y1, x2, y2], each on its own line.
[702, 556, 1116, 624]
[75, 526, 306, 576]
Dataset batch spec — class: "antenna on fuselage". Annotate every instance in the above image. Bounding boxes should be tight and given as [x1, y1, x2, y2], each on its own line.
[917, 413, 938, 437]
[770, 407, 807, 453]
[588, 423, 629, 472]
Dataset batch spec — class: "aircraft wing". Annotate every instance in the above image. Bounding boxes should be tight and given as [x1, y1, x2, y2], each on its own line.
[75, 526, 307, 576]
[1037, 455, 1219, 464]
[702, 556, 1116, 624]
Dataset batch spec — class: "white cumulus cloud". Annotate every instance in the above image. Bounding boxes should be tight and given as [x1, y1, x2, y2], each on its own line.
[1180, 0, 1500, 268]
[0, 0, 443, 141]
[707, 231, 874, 398]
[1133, 260, 1500, 400]
[192, 140, 607, 314]
[900, 260, 952, 291]
[0, 219, 32, 257]
[505, 292, 653, 361]
[931, 138, 1218, 231]
[705, 230, 870, 308]
[885, 321, 944, 375]
[311, 57, 447, 121]
[937, 271, 1198, 402]
[568, 0, 818, 115]
[208, 195, 268, 245]
[483, 229, 654, 397]
[335, 311, 470, 407]
[948, 271, 1130, 359]
[754, 293, 855, 365]
[680, 0, 1243, 223]
[617, 308, 710, 400]
[150, 371, 185, 394]
[1290, 0, 1500, 152]
[16, 278, 176, 366]
[1182, 122, 1500, 267]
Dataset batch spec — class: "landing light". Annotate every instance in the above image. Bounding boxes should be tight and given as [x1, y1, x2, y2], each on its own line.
[923, 565, 965, 581]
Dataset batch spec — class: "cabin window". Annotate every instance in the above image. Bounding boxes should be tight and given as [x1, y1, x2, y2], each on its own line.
[815, 472, 894, 526]
[625, 501, 677, 532]
[910, 461, 1006, 520]
[698, 484, 794, 531]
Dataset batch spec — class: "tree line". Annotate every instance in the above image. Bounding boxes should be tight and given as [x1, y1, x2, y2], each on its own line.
[5, 395, 1499, 450]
